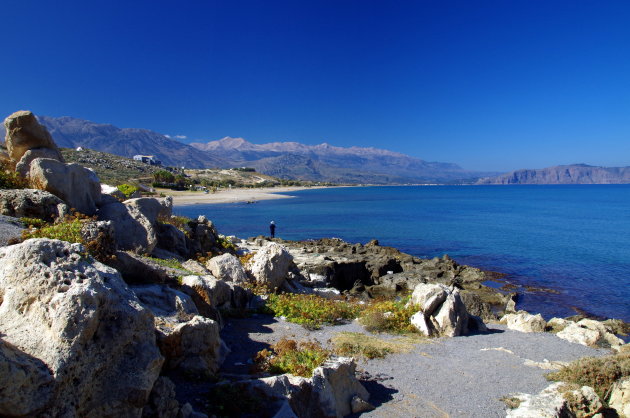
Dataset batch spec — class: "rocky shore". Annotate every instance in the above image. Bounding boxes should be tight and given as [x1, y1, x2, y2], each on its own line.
[1, 111, 628, 417]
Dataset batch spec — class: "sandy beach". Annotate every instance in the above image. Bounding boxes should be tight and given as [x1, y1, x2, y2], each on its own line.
[164, 186, 331, 206]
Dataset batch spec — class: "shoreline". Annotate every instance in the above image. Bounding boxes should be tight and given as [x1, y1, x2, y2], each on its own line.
[164, 185, 343, 206]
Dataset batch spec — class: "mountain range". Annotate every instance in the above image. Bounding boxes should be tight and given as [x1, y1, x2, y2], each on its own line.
[476, 164, 630, 184]
[3, 114, 629, 184]
[1, 115, 494, 184]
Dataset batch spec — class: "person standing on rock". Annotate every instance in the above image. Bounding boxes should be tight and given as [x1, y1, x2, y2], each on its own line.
[270, 221, 276, 238]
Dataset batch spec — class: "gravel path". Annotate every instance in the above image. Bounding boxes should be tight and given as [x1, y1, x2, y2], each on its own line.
[0, 215, 24, 246]
[220, 315, 607, 418]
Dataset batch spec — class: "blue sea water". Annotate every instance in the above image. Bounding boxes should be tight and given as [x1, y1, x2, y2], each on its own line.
[175, 185, 630, 322]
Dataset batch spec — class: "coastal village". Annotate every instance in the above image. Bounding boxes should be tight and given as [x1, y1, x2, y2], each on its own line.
[0, 111, 629, 417]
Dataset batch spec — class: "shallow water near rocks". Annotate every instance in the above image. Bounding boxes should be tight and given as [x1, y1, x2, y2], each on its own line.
[175, 185, 630, 322]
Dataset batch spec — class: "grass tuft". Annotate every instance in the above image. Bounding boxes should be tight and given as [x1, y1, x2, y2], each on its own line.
[546, 350, 629, 400]
[262, 293, 361, 329]
[331, 331, 424, 359]
[359, 300, 420, 334]
[253, 338, 330, 377]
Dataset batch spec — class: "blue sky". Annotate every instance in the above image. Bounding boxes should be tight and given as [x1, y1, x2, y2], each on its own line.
[1, 0, 628, 172]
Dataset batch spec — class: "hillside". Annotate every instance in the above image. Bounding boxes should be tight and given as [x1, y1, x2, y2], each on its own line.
[476, 164, 630, 184]
[37, 116, 226, 169]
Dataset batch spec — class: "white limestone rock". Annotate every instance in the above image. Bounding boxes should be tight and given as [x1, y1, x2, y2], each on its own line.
[0, 238, 163, 417]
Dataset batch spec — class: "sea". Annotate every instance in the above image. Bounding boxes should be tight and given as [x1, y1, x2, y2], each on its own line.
[175, 185, 630, 323]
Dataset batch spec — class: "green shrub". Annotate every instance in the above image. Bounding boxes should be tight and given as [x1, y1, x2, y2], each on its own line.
[217, 235, 237, 252]
[359, 300, 419, 334]
[253, 338, 329, 377]
[153, 170, 175, 183]
[20, 217, 48, 228]
[262, 293, 360, 329]
[546, 349, 630, 400]
[22, 217, 84, 244]
[116, 183, 139, 198]
[0, 162, 28, 189]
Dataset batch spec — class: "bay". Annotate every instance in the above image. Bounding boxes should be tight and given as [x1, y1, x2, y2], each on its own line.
[175, 185, 630, 322]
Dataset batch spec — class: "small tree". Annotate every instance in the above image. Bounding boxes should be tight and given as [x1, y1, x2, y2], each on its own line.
[153, 170, 175, 184]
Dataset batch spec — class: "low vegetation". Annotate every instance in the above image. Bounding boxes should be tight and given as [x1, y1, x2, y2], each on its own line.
[146, 257, 190, 272]
[20, 217, 48, 228]
[331, 331, 423, 359]
[22, 215, 84, 244]
[546, 346, 629, 400]
[253, 338, 330, 377]
[262, 293, 361, 329]
[500, 396, 522, 409]
[358, 299, 420, 334]
[0, 161, 28, 189]
[116, 183, 139, 198]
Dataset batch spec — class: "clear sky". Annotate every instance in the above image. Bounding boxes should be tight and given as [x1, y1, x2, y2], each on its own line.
[1, 0, 628, 172]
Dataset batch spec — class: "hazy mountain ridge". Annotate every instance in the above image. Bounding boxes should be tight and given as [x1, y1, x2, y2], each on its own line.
[191, 136, 483, 183]
[476, 164, 630, 184]
[35, 116, 226, 169]
[2, 115, 493, 184]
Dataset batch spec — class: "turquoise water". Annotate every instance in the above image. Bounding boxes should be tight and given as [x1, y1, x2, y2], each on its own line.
[175, 185, 630, 322]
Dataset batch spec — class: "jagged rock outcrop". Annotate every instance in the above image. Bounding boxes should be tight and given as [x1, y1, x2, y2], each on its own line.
[247, 242, 294, 290]
[3, 110, 63, 166]
[233, 357, 370, 417]
[506, 382, 604, 418]
[609, 377, 630, 418]
[556, 318, 625, 350]
[501, 311, 547, 333]
[132, 284, 223, 375]
[0, 188, 69, 221]
[407, 283, 472, 337]
[29, 158, 102, 215]
[207, 253, 249, 283]
[0, 239, 163, 417]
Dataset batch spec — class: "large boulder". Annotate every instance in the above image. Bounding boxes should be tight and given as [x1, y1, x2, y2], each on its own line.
[556, 319, 625, 350]
[15, 147, 64, 177]
[408, 283, 471, 337]
[125, 197, 173, 225]
[0, 239, 163, 417]
[500, 311, 547, 333]
[408, 283, 448, 315]
[207, 253, 249, 283]
[181, 275, 232, 309]
[3, 111, 63, 165]
[0, 188, 69, 221]
[98, 199, 157, 253]
[609, 377, 630, 418]
[247, 242, 293, 290]
[29, 158, 101, 215]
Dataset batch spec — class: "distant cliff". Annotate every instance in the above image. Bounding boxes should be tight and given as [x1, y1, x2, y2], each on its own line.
[476, 164, 630, 184]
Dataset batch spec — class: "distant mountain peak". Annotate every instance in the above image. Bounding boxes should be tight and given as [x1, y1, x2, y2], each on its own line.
[477, 163, 630, 184]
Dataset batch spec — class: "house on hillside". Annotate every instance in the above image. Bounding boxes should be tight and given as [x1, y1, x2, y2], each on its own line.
[133, 155, 162, 166]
